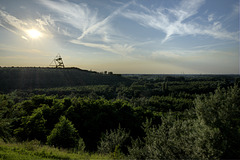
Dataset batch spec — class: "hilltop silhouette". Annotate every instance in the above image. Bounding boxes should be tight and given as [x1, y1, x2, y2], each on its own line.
[0, 67, 131, 92]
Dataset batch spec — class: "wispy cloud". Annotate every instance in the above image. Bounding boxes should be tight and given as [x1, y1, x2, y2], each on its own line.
[36, 15, 55, 32]
[39, 0, 135, 55]
[0, 10, 28, 36]
[231, 3, 239, 17]
[190, 41, 236, 50]
[122, 0, 238, 43]
[77, 1, 134, 40]
[71, 40, 134, 56]
[0, 43, 51, 57]
[150, 48, 238, 73]
[208, 14, 214, 22]
[39, 0, 98, 37]
[0, 9, 54, 40]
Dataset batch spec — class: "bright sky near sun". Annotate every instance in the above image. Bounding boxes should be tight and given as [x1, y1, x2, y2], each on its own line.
[0, 0, 239, 74]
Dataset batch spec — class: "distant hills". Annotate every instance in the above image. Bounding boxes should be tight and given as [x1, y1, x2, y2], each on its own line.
[0, 67, 131, 92]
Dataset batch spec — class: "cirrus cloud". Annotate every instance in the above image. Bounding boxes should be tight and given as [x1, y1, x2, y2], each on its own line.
[122, 0, 238, 43]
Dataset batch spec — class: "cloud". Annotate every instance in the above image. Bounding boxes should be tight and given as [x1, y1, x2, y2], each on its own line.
[0, 43, 51, 57]
[122, 0, 238, 43]
[0, 10, 28, 35]
[21, 36, 28, 41]
[208, 14, 214, 22]
[149, 48, 238, 74]
[39, 0, 135, 55]
[170, 0, 205, 22]
[232, 3, 239, 16]
[40, 0, 96, 25]
[71, 40, 134, 56]
[39, 0, 99, 38]
[36, 15, 55, 31]
[190, 41, 235, 50]
[77, 1, 134, 40]
[0, 9, 54, 40]
[150, 50, 181, 64]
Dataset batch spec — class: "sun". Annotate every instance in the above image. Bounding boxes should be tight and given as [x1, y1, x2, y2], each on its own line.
[26, 29, 42, 39]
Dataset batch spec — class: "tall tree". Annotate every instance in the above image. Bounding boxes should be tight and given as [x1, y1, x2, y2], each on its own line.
[47, 116, 79, 148]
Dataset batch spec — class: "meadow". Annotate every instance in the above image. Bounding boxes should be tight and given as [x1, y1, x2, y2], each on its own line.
[0, 139, 113, 160]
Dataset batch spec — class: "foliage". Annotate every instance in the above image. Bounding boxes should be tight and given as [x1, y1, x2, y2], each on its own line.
[128, 115, 223, 159]
[47, 116, 79, 149]
[0, 74, 239, 159]
[14, 107, 47, 142]
[0, 95, 14, 142]
[194, 86, 240, 159]
[128, 86, 240, 159]
[0, 118, 12, 142]
[76, 137, 86, 153]
[98, 125, 130, 154]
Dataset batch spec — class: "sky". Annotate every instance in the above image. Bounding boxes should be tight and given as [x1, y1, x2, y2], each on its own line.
[0, 0, 239, 74]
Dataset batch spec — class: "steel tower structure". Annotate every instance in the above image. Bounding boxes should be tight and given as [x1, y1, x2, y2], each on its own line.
[49, 53, 65, 68]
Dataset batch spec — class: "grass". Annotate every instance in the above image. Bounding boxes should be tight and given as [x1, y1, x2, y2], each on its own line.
[0, 139, 112, 160]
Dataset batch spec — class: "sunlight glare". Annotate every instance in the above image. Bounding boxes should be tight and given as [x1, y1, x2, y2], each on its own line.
[26, 29, 42, 39]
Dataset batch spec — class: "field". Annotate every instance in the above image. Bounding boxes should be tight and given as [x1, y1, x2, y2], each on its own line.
[0, 67, 240, 159]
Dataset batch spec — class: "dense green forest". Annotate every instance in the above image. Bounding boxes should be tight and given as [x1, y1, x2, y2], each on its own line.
[0, 67, 240, 159]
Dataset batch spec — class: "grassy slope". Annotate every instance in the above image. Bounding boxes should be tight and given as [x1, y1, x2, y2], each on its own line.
[0, 140, 111, 160]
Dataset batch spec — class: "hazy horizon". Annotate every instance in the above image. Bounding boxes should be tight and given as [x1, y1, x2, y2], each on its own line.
[0, 0, 239, 74]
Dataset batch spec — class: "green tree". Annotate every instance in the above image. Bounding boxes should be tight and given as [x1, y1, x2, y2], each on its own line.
[0, 95, 14, 142]
[128, 114, 222, 159]
[98, 125, 130, 154]
[47, 116, 79, 149]
[194, 86, 240, 159]
[0, 117, 12, 142]
[128, 86, 240, 159]
[14, 107, 47, 142]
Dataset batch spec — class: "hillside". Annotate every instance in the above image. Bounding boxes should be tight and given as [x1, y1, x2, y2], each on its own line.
[0, 67, 131, 92]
